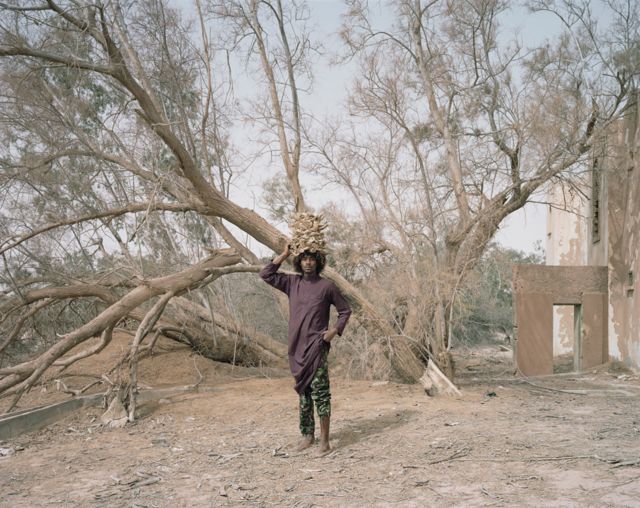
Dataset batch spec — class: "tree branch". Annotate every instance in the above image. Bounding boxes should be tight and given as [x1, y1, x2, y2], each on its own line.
[0, 46, 113, 74]
[0, 202, 201, 256]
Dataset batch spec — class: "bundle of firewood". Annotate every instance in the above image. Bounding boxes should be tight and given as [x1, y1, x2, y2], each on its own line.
[289, 212, 327, 255]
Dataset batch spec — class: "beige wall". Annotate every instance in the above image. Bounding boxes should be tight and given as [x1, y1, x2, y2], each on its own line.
[604, 96, 640, 369]
[543, 94, 640, 371]
[545, 184, 589, 355]
[545, 185, 589, 267]
[512, 265, 608, 375]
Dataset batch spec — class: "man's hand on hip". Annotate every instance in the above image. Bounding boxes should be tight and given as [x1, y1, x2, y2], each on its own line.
[323, 328, 338, 342]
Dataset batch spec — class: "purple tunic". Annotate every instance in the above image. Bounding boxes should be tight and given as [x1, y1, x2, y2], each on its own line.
[260, 262, 352, 394]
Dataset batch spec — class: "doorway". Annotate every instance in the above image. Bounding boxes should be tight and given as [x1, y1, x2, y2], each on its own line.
[552, 304, 582, 373]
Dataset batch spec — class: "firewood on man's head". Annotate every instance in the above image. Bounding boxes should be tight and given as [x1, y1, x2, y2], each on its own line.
[289, 212, 327, 256]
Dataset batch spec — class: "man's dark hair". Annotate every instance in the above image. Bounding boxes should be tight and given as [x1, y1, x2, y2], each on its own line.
[293, 250, 326, 274]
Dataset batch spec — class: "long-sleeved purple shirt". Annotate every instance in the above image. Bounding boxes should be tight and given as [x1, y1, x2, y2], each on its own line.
[260, 262, 352, 394]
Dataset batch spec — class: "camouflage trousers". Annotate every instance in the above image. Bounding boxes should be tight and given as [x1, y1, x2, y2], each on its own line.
[299, 349, 331, 436]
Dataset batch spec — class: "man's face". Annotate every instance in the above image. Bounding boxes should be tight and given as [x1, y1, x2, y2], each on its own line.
[300, 254, 317, 275]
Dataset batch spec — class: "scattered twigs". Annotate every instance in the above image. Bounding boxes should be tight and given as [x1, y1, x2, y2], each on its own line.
[402, 463, 428, 469]
[123, 475, 161, 489]
[481, 485, 502, 500]
[517, 374, 589, 395]
[425, 451, 628, 467]
[585, 475, 640, 492]
[429, 447, 471, 464]
[94, 471, 161, 500]
[506, 475, 541, 485]
[605, 457, 640, 468]
[454, 454, 603, 463]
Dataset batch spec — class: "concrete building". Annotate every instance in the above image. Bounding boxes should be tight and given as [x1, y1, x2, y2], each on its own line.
[514, 96, 640, 374]
[593, 98, 640, 368]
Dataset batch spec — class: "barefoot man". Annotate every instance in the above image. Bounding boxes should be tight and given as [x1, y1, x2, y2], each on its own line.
[260, 244, 351, 454]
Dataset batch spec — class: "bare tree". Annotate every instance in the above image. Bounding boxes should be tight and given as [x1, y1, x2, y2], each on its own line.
[0, 0, 296, 410]
[311, 0, 637, 374]
[0, 0, 636, 411]
[0, 0, 420, 412]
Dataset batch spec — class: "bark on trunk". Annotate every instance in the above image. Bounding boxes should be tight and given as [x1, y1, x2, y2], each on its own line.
[0, 250, 251, 405]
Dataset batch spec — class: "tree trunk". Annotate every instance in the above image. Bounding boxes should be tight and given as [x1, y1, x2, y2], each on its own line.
[0, 250, 261, 407]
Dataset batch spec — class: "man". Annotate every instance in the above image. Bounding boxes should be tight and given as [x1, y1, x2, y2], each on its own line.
[260, 244, 351, 454]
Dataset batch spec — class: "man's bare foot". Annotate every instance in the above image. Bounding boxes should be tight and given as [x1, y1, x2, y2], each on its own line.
[316, 440, 331, 457]
[317, 416, 331, 456]
[295, 435, 314, 451]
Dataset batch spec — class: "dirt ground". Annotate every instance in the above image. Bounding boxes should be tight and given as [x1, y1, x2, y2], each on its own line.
[1, 337, 640, 507]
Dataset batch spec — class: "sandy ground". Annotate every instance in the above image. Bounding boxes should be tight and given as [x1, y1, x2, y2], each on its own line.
[1, 339, 640, 507]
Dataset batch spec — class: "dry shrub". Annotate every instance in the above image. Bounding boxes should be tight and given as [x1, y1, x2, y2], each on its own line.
[331, 327, 391, 381]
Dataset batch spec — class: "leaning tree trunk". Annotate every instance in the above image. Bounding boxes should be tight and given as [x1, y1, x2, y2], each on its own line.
[0, 250, 270, 409]
[0, 4, 429, 387]
[324, 266, 425, 382]
[103, 16, 428, 383]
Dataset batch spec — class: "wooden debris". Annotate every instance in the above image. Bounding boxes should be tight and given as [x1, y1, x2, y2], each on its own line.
[429, 447, 471, 464]
[481, 486, 501, 499]
[419, 360, 461, 396]
[100, 396, 128, 428]
[609, 458, 640, 468]
[0, 446, 15, 458]
[272, 447, 289, 458]
[123, 475, 160, 490]
[94, 472, 161, 500]
[289, 212, 327, 255]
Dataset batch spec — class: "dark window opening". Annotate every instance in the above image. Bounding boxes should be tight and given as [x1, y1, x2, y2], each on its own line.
[591, 158, 601, 244]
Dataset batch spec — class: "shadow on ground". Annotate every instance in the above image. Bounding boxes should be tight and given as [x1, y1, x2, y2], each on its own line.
[333, 409, 417, 448]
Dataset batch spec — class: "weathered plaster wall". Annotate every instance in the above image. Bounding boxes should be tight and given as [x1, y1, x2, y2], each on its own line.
[512, 265, 608, 375]
[545, 185, 589, 267]
[542, 96, 640, 371]
[545, 185, 589, 354]
[605, 97, 640, 369]
[513, 266, 608, 302]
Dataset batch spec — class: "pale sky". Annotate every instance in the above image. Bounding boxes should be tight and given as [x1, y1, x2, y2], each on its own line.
[307, 0, 566, 254]
[175, 0, 597, 255]
[302, 1, 555, 255]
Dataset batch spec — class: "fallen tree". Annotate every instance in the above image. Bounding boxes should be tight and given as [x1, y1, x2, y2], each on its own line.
[0, 0, 426, 395]
[0, 1, 636, 407]
[0, 249, 288, 412]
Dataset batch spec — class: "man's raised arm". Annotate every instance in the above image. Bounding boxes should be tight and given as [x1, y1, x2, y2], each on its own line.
[259, 244, 291, 294]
